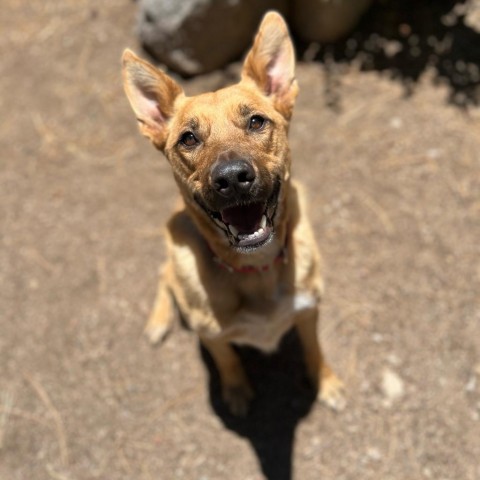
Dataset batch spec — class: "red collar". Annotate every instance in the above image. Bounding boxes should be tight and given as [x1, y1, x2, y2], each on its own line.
[213, 246, 288, 274]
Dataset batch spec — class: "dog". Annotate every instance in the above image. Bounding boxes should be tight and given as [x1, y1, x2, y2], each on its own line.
[122, 11, 345, 416]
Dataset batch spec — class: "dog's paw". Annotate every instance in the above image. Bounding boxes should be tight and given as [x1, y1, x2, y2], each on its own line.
[318, 374, 346, 412]
[144, 320, 171, 345]
[222, 383, 255, 417]
[145, 283, 175, 345]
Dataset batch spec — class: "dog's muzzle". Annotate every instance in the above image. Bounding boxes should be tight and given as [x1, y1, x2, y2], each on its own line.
[196, 159, 280, 250]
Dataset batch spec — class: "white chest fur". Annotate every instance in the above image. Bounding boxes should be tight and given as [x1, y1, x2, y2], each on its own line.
[212, 291, 317, 352]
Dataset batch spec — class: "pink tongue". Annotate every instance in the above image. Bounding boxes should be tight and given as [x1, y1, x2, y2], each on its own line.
[221, 203, 264, 234]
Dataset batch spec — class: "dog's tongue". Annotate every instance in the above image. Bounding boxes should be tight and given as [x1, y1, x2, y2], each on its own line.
[221, 203, 264, 234]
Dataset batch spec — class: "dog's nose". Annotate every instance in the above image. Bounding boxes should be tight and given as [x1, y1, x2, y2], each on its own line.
[210, 160, 256, 198]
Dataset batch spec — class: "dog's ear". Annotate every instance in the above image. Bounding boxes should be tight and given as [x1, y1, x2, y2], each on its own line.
[241, 11, 298, 119]
[122, 49, 183, 149]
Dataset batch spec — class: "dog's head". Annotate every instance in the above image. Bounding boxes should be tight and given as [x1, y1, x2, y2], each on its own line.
[122, 12, 298, 255]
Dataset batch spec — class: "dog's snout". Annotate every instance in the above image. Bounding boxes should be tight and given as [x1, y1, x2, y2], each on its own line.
[211, 160, 256, 198]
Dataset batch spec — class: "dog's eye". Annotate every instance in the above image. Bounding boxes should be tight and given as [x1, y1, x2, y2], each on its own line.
[180, 131, 198, 147]
[249, 115, 265, 131]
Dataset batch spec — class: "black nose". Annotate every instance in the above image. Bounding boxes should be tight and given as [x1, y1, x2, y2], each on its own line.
[210, 160, 256, 198]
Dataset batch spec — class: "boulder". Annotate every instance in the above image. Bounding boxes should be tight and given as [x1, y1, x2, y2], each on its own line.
[291, 0, 374, 43]
[137, 0, 288, 76]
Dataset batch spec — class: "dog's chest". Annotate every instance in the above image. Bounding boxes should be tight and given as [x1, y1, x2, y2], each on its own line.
[218, 289, 317, 352]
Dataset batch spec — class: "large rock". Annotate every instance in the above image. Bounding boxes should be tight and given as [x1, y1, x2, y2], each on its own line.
[291, 0, 374, 43]
[137, 0, 287, 76]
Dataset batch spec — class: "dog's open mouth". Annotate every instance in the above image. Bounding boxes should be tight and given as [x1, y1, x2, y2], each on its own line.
[213, 202, 273, 248]
[198, 181, 280, 250]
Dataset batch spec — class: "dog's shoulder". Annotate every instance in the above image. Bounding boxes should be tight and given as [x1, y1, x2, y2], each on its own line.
[288, 180, 325, 297]
[164, 209, 238, 334]
[165, 208, 214, 285]
[166, 207, 201, 245]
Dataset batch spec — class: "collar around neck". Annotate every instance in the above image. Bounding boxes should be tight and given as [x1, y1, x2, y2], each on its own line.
[212, 246, 288, 274]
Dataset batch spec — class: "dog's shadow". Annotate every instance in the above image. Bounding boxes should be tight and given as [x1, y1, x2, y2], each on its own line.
[301, 0, 480, 109]
[199, 329, 316, 480]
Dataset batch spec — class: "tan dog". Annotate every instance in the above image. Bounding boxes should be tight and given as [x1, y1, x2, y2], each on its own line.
[122, 12, 345, 416]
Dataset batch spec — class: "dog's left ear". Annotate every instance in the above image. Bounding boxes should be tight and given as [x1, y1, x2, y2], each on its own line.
[242, 11, 298, 119]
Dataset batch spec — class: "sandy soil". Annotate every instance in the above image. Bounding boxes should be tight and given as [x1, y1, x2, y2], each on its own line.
[1, 1, 479, 479]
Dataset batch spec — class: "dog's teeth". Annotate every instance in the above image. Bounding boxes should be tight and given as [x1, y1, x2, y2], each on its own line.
[214, 218, 225, 228]
[237, 225, 269, 244]
[260, 215, 267, 229]
[253, 228, 264, 239]
[250, 229, 262, 240]
[229, 225, 239, 237]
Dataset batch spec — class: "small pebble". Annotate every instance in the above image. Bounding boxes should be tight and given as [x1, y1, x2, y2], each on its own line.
[366, 447, 382, 461]
[390, 117, 403, 129]
[465, 376, 476, 392]
[372, 333, 383, 343]
[382, 368, 405, 403]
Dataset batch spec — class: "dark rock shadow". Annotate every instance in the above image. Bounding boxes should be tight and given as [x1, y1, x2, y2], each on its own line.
[199, 329, 316, 480]
[297, 0, 480, 109]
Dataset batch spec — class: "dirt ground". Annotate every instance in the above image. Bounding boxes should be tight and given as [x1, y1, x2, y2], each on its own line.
[1, 1, 480, 479]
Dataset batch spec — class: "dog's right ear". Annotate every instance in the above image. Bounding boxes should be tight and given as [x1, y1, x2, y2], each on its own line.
[122, 49, 183, 149]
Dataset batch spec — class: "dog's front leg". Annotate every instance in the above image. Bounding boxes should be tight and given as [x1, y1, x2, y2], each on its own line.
[200, 335, 254, 417]
[295, 308, 346, 411]
[144, 265, 175, 345]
